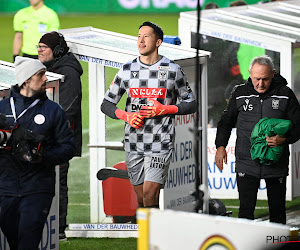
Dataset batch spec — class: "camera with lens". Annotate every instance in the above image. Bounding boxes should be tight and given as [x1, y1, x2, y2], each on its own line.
[0, 114, 45, 163]
[0, 113, 12, 148]
[0, 130, 12, 148]
[10, 125, 45, 163]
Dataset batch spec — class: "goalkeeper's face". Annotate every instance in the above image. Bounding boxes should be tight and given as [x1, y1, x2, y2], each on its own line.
[137, 26, 162, 57]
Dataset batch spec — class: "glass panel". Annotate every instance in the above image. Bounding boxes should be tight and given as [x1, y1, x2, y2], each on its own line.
[0, 66, 17, 86]
[0, 64, 61, 102]
[266, 50, 280, 75]
[71, 32, 138, 52]
[293, 45, 300, 102]
[268, 6, 300, 18]
[192, 32, 280, 128]
[236, 10, 300, 29]
[206, 14, 300, 40]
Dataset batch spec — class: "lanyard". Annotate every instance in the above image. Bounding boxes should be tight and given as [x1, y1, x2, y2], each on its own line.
[10, 97, 40, 124]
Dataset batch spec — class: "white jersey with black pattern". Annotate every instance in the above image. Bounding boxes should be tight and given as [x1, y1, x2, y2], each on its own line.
[104, 56, 195, 155]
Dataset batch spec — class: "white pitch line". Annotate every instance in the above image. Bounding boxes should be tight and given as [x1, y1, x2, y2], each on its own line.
[226, 205, 268, 209]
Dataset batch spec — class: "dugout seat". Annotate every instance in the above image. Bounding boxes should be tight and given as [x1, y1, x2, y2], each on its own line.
[102, 161, 138, 223]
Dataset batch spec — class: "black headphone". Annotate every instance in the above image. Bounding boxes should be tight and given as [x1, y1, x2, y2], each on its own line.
[52, 32, 65, 58]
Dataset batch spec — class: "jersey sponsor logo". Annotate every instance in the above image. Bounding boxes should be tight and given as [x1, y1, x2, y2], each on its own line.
[243, 99, 253, 111]
[272, 99, 279, 109]
[130, 88, 167, 98]
[158, 71, 168, 80]
[158, 66, 171, 70]
[131, 103, 146, 111]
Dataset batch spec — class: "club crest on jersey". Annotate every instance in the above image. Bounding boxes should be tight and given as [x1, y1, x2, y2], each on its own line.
[130, 88, 167, 98]
[158, 71, 168, 80]
[243, 99, 253, 111]
[272, 99, 279, 109]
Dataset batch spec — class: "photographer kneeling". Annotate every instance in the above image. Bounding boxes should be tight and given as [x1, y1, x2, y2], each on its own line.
[0, 56, 75, 250]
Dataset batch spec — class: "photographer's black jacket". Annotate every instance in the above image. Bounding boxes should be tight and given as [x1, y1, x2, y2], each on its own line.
[0, 86, 75, 196]
[215, 73, 300, 178]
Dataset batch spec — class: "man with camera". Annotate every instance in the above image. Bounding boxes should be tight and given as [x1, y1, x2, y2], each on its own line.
[0, 56, 75, 250]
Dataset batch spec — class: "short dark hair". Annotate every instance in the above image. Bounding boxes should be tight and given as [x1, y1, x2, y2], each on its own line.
[204, 3, 219, 9]
[139, 21, 164, 41]
[230, 0, 247, 7]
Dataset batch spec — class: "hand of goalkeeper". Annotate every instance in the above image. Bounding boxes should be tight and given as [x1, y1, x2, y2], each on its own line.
[139, 99, 178, 118]
[115, 109, 144, 129]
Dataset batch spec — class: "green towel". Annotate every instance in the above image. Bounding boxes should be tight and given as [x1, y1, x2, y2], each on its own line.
[250, 117, 292, 165]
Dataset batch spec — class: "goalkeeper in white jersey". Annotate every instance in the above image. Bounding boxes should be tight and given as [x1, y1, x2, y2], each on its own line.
[101, 21, 197, 209]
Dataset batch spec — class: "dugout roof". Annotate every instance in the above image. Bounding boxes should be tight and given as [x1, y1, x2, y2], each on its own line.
[0, 60, 64, 102]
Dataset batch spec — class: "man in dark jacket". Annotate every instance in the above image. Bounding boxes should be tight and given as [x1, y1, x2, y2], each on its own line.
[37, 31, 83, 240]
[215, 55, 300, 224]
[0, 56, 75, 249]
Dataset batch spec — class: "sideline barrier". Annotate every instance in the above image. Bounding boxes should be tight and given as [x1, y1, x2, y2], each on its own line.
[66, 223, 138, 238]
[137, 208, 299, 250]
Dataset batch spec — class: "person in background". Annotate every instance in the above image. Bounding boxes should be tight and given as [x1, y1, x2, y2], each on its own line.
[229, 0, 267, 82]
[203, 2, 219, 9]
[229, 0, 247, 6]
[0, 57, 74, 249]
[101, 21, 197, 210]
[215, 55, 300, 224]
[38, 31, 83, 241]
[198, 2, 244, 127]
[13, 0, 60, 61]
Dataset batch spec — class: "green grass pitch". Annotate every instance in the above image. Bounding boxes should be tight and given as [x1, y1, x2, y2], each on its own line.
[1, 13, 300, 250]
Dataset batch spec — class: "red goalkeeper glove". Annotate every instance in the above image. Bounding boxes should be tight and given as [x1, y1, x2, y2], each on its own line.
[115, 109, 144, 129]
[140, 99, 178, 118]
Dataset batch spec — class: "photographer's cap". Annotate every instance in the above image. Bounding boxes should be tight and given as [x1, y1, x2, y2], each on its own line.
[14, 56, 46, 86]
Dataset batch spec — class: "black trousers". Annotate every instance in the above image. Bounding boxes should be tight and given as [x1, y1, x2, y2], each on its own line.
[59, 162, 69, 234]
[0, 193, 53, 250]
[236, 173, 286, 224]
